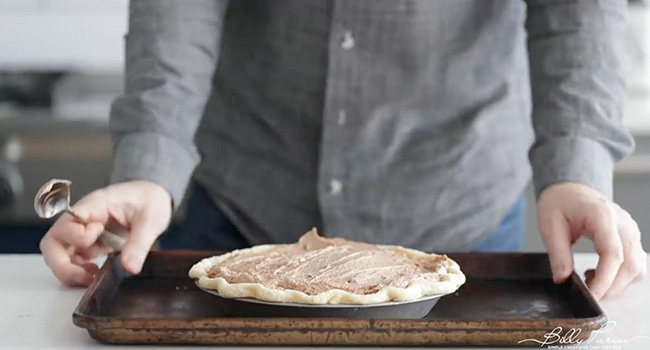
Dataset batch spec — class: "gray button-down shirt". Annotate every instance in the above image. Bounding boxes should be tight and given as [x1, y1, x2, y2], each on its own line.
[110, 0, 634, 251]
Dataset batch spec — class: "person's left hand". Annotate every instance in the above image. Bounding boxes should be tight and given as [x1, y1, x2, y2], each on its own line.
[537, 182, 647, 300]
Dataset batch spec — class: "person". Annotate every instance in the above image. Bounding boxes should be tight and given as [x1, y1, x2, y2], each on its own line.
[40, 0, 647, 300]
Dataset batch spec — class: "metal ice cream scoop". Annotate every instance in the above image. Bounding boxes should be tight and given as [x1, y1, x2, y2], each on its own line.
[34, 179, 125, 251]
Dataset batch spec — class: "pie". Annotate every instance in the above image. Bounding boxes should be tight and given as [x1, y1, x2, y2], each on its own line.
[189, 228, 466, 305]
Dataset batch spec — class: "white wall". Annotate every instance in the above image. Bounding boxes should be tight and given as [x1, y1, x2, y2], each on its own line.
[0, 0, 128, 72]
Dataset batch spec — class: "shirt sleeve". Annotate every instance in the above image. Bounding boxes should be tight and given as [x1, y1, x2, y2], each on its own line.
[109, 0, 229, 207]
[525, 0, 635, 199]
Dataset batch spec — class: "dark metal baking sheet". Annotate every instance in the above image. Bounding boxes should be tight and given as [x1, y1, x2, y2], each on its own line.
[72, 250, 607, 346]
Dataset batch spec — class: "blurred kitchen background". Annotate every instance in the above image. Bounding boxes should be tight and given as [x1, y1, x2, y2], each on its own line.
[0, 0, 649, 253]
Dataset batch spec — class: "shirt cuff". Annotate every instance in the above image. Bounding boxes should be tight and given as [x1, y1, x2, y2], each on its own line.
[110, 132, 199, 208]
[530, 136, 615, 199]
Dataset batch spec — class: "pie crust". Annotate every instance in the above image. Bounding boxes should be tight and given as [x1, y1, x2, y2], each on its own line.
[189, 229, 466, 305]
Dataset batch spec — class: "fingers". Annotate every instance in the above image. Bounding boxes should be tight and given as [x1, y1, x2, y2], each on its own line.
[603, 207, 647, 298]
[41, 181, 173, 285]
[605, 248, 646, 298]
[46, 214, 89, 247]
[40, 235, 94, 287]
[537, 183, 646, 299]
[539, 211, 575, 284]
[584, 269, 595, 285]
[587, 205, 623, 300]
[40, 225, 110, 287]
[79, 262, 100, 275]
[69, 189, 110, 223]
[120, 211, 161, 274]
[40, 192, 111, 287]
[74, 244, 114, 260]
[47, 191, 109, 249]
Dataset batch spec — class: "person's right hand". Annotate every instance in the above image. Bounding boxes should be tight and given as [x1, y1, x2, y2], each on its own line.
[39, 180, 172, 287]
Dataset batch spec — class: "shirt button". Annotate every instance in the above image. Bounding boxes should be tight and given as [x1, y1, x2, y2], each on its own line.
[328, 179, 343, 195]
[337, 110, 346, 125]
[341, 31, 355, 50]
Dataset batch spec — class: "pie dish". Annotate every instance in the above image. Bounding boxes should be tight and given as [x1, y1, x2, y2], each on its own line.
[189, 228, 466, 305]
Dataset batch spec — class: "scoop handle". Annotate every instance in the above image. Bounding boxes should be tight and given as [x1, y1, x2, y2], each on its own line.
[66, 208, 126, 251]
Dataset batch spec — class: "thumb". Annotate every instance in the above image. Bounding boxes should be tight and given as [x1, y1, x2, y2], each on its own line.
[120, 211, 162, 274]
[539, 211, 575, 284]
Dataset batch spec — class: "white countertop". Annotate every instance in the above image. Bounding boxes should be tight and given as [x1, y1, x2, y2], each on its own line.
[0, 253, 648, 350]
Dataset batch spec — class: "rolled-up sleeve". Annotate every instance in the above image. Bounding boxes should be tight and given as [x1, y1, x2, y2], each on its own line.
[109, 0, 228, 207]
[525, 0, 635, 199]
